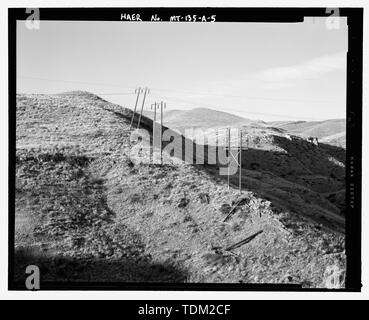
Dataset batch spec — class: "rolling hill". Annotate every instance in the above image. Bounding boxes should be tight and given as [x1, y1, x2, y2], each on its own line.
[143, 107, 254, 131]
[268, 119, 346, 148]
[143, 107, 346, 148]
[14, 91, 346, 287]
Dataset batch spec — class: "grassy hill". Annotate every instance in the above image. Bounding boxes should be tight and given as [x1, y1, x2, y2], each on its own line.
[268, 119, 346, 148]
[144, 107, 253, 131]
[14, 91, 346, 287]
[144, 107, 346, 148]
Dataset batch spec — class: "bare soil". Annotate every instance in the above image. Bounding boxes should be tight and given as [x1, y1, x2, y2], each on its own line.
[14, 92, 346, 288]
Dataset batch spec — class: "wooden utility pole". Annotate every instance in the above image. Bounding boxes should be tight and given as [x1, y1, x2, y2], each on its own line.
[151, 102, 159, 163]
[130, 87, 142, 130]
[159, 101, 166, 165]
[215, 128, 218, 163]
[225, 127, 243, 193]
[152, 102, 157, 122]
[137, 87, 149, 129]
[239, 129, 242, 193]
[227, 127, 231, 190]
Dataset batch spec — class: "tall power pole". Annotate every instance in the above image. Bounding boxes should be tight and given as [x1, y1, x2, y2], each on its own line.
[151, 102, 159, 163]
[137, 87, 149, 129]
[215, 128, 218, 163]
[152, 102, 158, 123]
[159, 101, 166, 165]
[227, 127, 231, 190]
[239, 129, 242, 193]
[225, 127, 243, 193]
[130, 87, 142, 130]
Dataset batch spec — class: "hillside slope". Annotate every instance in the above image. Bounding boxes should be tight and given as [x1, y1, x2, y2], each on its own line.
[144, 107, 253, 131]
[144, 109, 346, 148]
[268, 119, 346, 148]
[186, 124, 346, 232]
[14, 91, 345, 287]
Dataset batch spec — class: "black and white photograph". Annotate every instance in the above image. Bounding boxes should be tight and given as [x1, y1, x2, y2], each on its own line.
[6, 6, 363, 295]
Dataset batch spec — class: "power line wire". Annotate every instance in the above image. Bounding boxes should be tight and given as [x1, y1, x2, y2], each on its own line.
[96, 93, 134, 95]
[18, 75, 339, 121]
[150, 86, 340, 105]
[162, 96, 328, 121]
[19, 75, 339, 104]
[18, 75, 136, 90]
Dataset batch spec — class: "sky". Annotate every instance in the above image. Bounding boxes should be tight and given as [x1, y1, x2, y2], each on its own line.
[17, 18, 348, 121]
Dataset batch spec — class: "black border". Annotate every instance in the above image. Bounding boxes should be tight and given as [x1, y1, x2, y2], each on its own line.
[8, 7, 363, 292]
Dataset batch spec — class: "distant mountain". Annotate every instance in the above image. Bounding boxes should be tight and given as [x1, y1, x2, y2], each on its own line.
[144, 107, 346, 148]
[267, 119, 346, 148]
[143, 109, 186, 123]
[144, 107, 253, 131]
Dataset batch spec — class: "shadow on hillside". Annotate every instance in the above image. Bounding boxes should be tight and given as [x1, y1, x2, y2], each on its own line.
[157, 131, 345, 186]
[271, 135, 346, 171]
[104, 104, 346, 231]
[15, 145, 188, 286]
[97, 95, 345, 178]
[316, 142, 346, 164]
[158, 131, 346, 231]
[13, 247, 188, 286]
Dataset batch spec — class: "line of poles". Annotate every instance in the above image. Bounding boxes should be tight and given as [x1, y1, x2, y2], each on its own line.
[129, 87, 244, 193]
[129, 87, 150, 130]
[129, 87, 167, 165]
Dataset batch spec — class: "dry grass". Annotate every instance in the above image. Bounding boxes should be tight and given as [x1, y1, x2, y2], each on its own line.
[14, 92, 346, 287]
